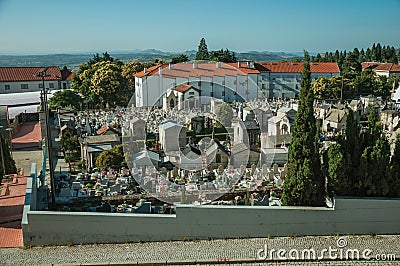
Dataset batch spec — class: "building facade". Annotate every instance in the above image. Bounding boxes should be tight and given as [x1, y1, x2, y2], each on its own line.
[134, 61, 340, 107]
[0, 66, 74, 94]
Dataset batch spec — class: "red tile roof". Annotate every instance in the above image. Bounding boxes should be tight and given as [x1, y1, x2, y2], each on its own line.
[260, 62, 340, 73]
[134, 61, 340, 78]
[226, 62, 260, 74]
[173, 84, 199, 93]
[134, 62, 249, 78]
[373, 63, 400, 72]
[0, 66, 62, 82]
[96, 125, 119, 135]
[134, 65, 165, 78]
[361, 62, 381, 70]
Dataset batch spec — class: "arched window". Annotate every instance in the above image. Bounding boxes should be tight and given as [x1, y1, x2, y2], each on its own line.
[170, 98, 175, 109]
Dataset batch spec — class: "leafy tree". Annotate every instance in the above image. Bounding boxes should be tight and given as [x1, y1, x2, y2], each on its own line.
[89, 61, 129, 108]
[71, 52, 127, 108]
[196, 38, 209, 60]
[60, 134, 80, 152]
[215, 103, 233, 128]
[312, 76, 355, 100]
[0, 135, 16, 182]
[121, 61, 157, 93]
[95, 144, 124, 170]
[281, 51, 325, 206]
[48, 89, 84, 110]
[209, 49, 237, 63]
[353, 69, 377, 95]
[171, 54, 189, 64]
[341, 52, 361, 78]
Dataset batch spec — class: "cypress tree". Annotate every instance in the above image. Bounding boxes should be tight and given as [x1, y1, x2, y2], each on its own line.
[327, 143, 347, 197]
[195, 38, 209, 60]
[281, 51, 325, 206]
[389, 135, 400, 197]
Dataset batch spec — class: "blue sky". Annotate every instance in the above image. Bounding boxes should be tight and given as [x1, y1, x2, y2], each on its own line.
[0, 0, 399, 54]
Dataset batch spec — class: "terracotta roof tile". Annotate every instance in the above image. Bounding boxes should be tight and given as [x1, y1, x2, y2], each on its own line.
[361, 62, 381, 70]
[0, 66, 62, 82]
[172, 84, 199, 93]
[134, 62, 250, 78]
[373, 63, 400, 72]
[260, 62, 340, 73]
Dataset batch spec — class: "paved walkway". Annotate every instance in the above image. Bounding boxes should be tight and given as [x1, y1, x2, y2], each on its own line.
[0, 235, 398, 265]
[11, 122, 41, 149]
[0, 176, 26, 248]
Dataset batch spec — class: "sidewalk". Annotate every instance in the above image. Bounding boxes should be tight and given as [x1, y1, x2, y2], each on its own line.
[0, 176, 27, 248]
[0, 235, 398, 265]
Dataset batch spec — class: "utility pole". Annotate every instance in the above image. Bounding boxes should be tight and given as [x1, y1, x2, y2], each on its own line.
[0, 126, 6, 178]
[36, 67, 56, 209]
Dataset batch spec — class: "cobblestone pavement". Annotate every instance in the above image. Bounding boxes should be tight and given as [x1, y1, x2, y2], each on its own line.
[0, 235, 398, 265]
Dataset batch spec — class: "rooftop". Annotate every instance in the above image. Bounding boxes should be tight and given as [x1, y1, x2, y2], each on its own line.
[0, 66, 65, 82]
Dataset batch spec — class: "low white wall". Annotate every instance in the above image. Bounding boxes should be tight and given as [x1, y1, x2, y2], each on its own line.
[22, 196, 400, 246]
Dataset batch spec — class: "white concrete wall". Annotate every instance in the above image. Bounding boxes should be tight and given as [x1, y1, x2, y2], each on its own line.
[0, 80, 61, 94]
[22, 196, 400, 246]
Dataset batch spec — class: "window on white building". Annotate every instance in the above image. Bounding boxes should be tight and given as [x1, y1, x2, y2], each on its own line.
[4, 84, 10, 90]
[49, 83, 54, 88]
[189, 91, 194, 95]
[39, 83, 43, 88]
[21, 84, 28, 90]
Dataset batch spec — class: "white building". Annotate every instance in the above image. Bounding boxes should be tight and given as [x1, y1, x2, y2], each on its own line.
[162, 84, 201, 111]
[259, 62, 340, 98]
[371, 63, 400, 78]
[134, 61, 340, 107]
[0, 66, 74, 94]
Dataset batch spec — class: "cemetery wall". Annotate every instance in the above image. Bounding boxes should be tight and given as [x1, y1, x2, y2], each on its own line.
[22, 196, 400, 246]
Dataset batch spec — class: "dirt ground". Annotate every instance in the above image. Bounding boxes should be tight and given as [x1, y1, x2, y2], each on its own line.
[12, 149, 43, 176]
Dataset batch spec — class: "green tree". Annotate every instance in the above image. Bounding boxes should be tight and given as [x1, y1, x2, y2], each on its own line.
[209, 49, 237, 63]
[281, 51, 325, 206]
[121, 61, 157, 94]
[171, 54, 189, 64]
[90, 61, 129, 107]
[59, 134, 80, 152]
[215, 103, 233, 128]
[353, 69, 377, 95]
[48, 89, 84, 110]
[71, 52, 127, 108]
[196, 38, 209, 60]
[95, 144, 124, 170]
[357, 137, 391, 196]
[326, 143, 347, 197]
[341, 52, 361, 78]
[312, 76, 355, 100]
[0, 135, 17, 182]
[389, 135, 400, 197]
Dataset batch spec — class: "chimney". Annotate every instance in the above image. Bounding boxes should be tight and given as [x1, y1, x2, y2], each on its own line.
[237, 61, 241, 68]
[246, 62, 250, 68]
[169, 63, 174, 70]
[193, 63, 198, 69]
[143, 67, 147, 73]
[158, 67, 162, 75]
[216, 62, 221, 68]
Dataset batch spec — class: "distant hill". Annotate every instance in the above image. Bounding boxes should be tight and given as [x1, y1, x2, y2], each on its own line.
[0, 50, 299, 70]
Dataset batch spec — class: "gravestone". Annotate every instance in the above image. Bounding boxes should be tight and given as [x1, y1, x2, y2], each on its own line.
[269, 170, 274, 182]
[251, 164, 257, 175]
[273, 163, 279, 173]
